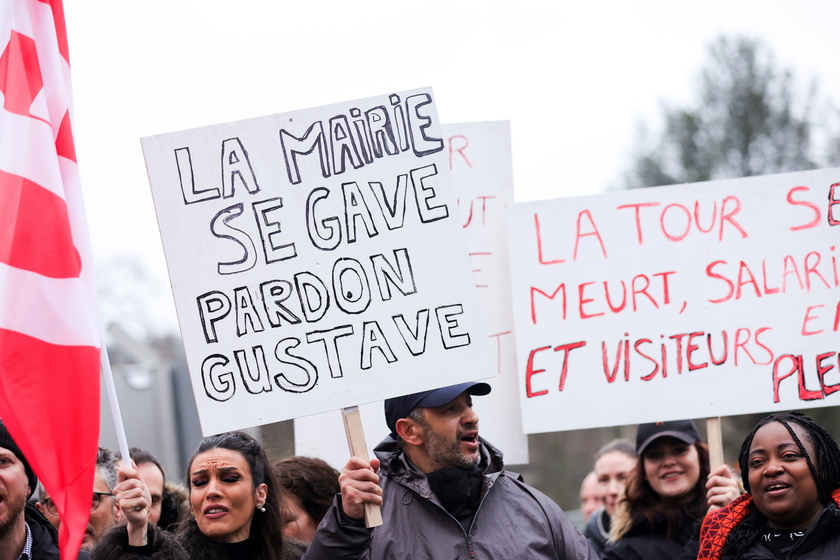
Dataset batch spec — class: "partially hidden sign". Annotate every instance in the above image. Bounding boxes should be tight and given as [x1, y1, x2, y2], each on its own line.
[508, 168, 840, 434]
[142, 88, 492, 435]
[294, 121, 528, 467]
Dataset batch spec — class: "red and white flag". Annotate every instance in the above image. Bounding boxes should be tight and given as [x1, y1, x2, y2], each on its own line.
[0, 1, 101, 558]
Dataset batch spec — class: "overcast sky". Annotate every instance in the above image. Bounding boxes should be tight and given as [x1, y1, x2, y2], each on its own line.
[62, 0, 840, 335]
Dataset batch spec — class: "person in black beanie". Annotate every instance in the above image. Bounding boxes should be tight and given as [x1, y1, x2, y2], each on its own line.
[0, 420, 38, 498]
[0, 419, 90, 559]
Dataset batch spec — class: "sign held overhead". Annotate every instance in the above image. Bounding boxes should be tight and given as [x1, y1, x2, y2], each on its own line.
[508, 169, 840, 433]
[142, 88, 492, 435]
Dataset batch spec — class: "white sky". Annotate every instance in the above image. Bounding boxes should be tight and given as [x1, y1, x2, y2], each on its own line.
[62, 0, 840, 335]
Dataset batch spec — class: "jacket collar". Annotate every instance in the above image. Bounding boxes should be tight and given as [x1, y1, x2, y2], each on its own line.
[373, 435, 506, 498]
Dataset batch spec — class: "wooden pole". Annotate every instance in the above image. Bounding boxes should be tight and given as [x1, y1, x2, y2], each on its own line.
[342, 406, 384, 528]
[706, 417, 724, 468]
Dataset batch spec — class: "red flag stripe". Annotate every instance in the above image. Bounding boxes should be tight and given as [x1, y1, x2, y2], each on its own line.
[0, 327, 99, 559]
[55, 109, 75, 162]
[1, 2, 101, 559]
[0, 169, 81, 278]
[0, 31, 44, 117]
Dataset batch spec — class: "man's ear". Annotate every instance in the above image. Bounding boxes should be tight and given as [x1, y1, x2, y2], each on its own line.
[395, 417, 424, 446]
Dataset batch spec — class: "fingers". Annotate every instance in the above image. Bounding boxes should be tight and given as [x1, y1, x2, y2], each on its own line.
[706, 467, 741, 511]
[115, 466, 152, 524]
[339, 456, 383, 520]
[117, 463, 140, 484]
[707, 463, 733, 480]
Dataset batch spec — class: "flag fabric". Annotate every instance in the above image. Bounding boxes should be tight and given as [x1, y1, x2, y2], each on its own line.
[0, 1, 101, 558]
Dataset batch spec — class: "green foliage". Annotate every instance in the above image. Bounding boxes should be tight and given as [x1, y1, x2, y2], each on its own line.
[625, 36, 822, 189]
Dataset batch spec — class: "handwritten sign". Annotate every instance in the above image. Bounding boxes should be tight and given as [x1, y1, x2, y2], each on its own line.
[295, 122, 528, 466]
[141, 88, 492, 435]
[508, 168, 840, 433]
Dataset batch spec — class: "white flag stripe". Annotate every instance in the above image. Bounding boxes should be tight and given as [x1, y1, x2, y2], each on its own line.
[0, 262, 99, 346]
[59, 154, 101, 347]
[3, 1, 69, 113]
[0, 110, 65, 198]
[3, 0, 48, 37]
[27, 3, 74, 138]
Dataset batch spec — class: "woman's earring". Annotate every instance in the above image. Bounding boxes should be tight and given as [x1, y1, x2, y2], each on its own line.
[258, 503, 266, 513]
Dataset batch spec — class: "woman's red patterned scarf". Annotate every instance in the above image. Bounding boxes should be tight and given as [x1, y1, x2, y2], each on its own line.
[697, 488, 840, 560]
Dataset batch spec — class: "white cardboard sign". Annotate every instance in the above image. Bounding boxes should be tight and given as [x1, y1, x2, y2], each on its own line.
[142, 88, 492, 435]
[295, 122, 528, 467]
[508, 168, 840, 434]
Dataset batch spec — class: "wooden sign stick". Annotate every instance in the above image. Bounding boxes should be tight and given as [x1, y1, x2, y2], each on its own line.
[342, 406, 384, 528]
[706, 416, 724, 469]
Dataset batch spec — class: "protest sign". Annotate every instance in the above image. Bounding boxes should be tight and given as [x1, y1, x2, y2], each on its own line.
[142, 88, 492, 435]
[295, 122, 528, 466]
[508, 168, 840, 434]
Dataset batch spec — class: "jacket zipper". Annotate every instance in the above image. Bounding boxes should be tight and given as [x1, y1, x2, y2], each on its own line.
[782, 507, 827, 560]
[422, 473, 501, 558]
[463, 473, 502, 558]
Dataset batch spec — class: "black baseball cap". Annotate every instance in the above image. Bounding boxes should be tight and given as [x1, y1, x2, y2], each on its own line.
[384, 382, 492, 435]
[636, 419, 701, 455]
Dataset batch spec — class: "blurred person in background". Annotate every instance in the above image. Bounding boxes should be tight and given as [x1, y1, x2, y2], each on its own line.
[274, 456, 340, 543]
[120, 447, 189, 533]
[579, 470, 602, 524]
[129, 448, 165, 526]
[38, 447, 119, 552]
[584, 438, 636, 555]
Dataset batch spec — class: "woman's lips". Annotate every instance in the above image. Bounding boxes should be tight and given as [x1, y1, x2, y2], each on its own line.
[764, 482, 791, 497]
[203, 505, 229, 519]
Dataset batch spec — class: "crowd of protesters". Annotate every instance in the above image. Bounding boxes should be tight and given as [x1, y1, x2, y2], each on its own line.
[2, 385, 840, 559]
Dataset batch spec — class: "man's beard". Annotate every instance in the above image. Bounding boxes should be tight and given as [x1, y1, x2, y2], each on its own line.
[80, 519, 112, 552]
[0, 491, 27, 539]
[424, 427, 480, 470]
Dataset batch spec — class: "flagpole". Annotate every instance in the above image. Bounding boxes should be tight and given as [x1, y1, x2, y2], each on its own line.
[100, 335, 131, 466]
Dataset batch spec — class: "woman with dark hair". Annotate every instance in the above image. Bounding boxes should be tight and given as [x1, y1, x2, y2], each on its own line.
[698, 411, 840, 560]
[274, 456, 340, 543]
[601, 420, 741, 560]
[92, 431, 306, 560]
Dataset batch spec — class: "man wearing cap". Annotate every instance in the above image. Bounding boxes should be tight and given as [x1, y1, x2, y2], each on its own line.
[305, 382, 597, 559]
[0, 420, 91, 560]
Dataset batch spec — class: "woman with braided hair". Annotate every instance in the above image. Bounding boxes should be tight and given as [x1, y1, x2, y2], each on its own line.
[698, 411, 840, 560]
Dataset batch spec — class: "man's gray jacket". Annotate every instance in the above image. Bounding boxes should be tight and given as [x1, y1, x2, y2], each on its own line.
[303, 436, 598, 559]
